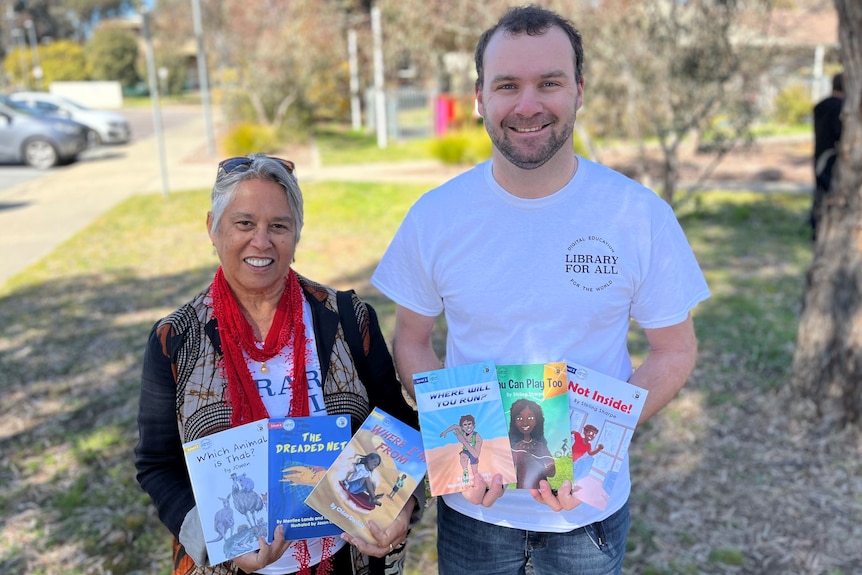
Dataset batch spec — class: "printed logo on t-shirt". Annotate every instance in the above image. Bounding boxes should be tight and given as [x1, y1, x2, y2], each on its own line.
[564, 235, 620, 293]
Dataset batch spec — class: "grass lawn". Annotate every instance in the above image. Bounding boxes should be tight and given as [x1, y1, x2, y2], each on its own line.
[2, 180, 856, 575]
[312, 123, 437, 165]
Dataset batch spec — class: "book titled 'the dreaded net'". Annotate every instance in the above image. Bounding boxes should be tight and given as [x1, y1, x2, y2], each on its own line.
[305, 408, 426, 543]
[414, 361, 516, 496]
[267, 415, 352, 541]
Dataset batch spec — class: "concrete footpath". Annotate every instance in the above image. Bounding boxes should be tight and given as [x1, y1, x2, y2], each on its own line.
[0, 111, 462, 291]
[0, 111, 216, 289]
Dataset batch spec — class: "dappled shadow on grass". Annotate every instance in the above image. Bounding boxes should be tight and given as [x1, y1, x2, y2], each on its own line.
[3, 191, 859, 575]
[0, 259, 437, 574]
[627, 193, 861, 574]
[678, 194, 812, 391]
[0, 265, 215, 574]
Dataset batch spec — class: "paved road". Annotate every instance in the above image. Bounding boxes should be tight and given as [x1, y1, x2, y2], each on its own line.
[0, 105, 201, 191]
[0, 104, 217, 289]
[123, 105, 205, 141]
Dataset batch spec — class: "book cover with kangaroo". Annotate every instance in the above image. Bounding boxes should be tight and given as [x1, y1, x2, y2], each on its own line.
[182, 419, 269, 565]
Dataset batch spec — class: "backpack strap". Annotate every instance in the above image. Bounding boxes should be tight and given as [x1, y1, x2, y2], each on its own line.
[336, 289, 372, 386]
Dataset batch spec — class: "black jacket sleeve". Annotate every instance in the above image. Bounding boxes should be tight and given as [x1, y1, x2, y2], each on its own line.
[134, 321, 195, 538]
[359, 300, 420, 431]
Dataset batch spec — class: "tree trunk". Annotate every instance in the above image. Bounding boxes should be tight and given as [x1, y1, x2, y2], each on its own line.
[660, 144, 679, 206]
[791, 0, 862, 426]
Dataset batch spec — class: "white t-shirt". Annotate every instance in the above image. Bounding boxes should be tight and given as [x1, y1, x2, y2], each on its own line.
[371, 157, 710, 531]
[249, 299, 326, 418]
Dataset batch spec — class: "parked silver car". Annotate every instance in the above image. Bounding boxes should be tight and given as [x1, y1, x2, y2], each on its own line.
[9, 91, 131, 145]
[0, 95, 89, 169]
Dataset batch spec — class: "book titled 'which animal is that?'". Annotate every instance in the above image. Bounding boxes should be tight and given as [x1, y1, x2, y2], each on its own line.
[182, 419, 269, 565]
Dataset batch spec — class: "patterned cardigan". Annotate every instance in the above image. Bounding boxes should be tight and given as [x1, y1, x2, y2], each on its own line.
[135, 274, 421, 575]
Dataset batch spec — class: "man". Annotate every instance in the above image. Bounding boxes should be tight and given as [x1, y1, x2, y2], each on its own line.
[371, 6, 710, 575]
[811, 72, 844, 238]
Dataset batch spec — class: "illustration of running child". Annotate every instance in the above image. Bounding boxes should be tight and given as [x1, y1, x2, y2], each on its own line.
[440, 414, 483, 484]
[339, 452, 384, 507]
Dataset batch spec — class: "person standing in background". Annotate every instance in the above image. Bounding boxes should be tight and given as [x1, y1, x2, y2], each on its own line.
[811, 72, 844, 239]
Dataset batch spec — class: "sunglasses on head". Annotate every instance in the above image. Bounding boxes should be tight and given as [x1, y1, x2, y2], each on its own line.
[217, 156, 295, 176]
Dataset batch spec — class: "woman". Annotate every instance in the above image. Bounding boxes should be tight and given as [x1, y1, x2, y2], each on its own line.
[508, 399, 556, 490]
[135, 154, 422, 575]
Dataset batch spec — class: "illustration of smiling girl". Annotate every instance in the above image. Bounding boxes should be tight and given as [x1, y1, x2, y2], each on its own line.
[508, 399, 556, 489]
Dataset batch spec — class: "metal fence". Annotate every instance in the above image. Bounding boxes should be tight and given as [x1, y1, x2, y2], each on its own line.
[365, 87, 435, 141]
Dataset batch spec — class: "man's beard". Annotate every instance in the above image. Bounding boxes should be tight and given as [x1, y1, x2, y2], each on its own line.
[487, 112, 576, 170]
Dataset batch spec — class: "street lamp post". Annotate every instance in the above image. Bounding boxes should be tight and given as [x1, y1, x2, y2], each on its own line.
[141, 9, 170, 197]
[4, 3, 15, 65]
[371, 4, 387, 149]
[191, 0, 216, 156]
[11, 28, 29, 89]
[348, 28, 361, 131]
[23, 19, 43, 90]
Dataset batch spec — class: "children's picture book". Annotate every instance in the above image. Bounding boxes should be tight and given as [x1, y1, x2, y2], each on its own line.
[305, 408, 426, 543]
[268, 415, 352, 541]
[497, 362, 571, 491]
[413, 361, 516, 496]
[567, 362, 648, 510]
[182, 419, 269, 565]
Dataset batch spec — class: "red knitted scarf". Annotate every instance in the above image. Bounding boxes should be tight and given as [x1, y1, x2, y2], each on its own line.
[210, 267, 334, 573]
[211, 266, 309, 425]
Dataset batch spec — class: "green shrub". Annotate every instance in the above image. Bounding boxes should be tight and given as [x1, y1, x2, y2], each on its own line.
[572, 130, 589, 158]
[429, 133, 464, 164]
[86, 27, 140, 88]
[773, 84, 812, 126]
[38, 41, 89, 84]
[221, 123, 280, 156]
[430, 129, 492, 165]
[3, 41, 88, 87]
[464, 131, 494, 164]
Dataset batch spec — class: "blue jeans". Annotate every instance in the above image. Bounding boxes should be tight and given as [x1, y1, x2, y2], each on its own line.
[436, 498, 630, 575]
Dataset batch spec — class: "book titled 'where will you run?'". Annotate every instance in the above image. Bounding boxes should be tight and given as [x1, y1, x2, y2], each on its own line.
[182, 419, 269, 565]
[567, 362, 648, 511]
[414, 361, 516, 496]
[268, 415, 352, 541]
[305, 408, 426, 543]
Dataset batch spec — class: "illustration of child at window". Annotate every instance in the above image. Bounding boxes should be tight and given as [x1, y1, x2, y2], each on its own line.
[571, 424, 604, 460]
[508, 398, 556, 489]
[571, 423, 604, 480]
[440, 414, 483, 484]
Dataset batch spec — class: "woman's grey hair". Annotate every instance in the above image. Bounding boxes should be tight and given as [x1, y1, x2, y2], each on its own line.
[209, 153, 304, 243]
